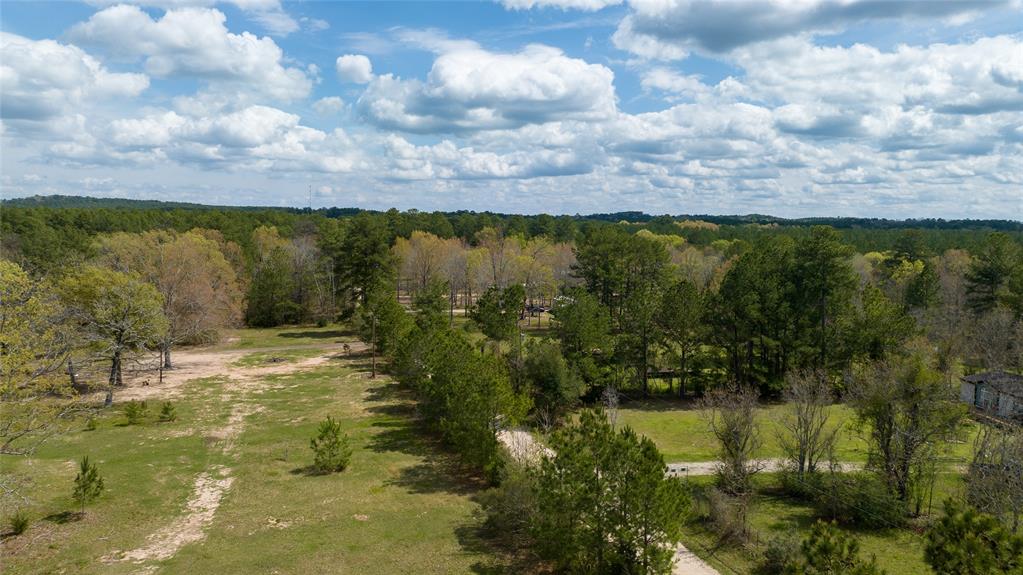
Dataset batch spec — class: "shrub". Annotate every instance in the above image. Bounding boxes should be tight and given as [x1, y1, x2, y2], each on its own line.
[784, 521, 885, 574]
[123, 400, 148, 425]
[310, 416, 352, 473]
[8, 511, 29, 536]
[758, 534, 800, 575]
[781, 471, 906, 529]
[158, 401, 177, 422]
[478, 456, 538, 549]
[705, 488, 755, 545]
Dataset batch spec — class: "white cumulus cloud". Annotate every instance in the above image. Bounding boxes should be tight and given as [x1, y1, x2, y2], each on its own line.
[69, 5, 311, 100]
[356, 43, 617, 133]
[336, 54, 374, 84]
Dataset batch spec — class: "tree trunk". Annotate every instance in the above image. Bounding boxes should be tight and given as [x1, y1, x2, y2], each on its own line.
[109, 352, 120, 387]
[67, 358, 78, 388]
[163, 341, 172, 369]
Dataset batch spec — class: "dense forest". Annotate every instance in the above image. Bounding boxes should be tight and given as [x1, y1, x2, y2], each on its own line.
[3, 195, 1022, 574]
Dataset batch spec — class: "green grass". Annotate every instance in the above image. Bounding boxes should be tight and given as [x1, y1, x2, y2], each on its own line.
[618, 399, 978, 464]
[230, 347, 326, 367]
[216, 324, 356, 349]
[679, 472, 967, 575]
[2, 330, 509, 574]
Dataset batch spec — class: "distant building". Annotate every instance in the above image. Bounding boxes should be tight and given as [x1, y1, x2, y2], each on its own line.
[960, 371, 1023, 421]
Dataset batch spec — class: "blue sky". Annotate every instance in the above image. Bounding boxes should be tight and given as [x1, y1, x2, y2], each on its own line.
[1, 0, 1021, 218]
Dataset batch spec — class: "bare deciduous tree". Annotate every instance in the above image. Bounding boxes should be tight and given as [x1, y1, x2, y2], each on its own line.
[701, 384, 763, 496]
[777, 369, 840, 478]
[848, 351, 967, 502]
[966, 426, 1023, 532]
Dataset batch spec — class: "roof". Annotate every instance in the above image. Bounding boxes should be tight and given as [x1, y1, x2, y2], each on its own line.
[963, 371, 1023, 397]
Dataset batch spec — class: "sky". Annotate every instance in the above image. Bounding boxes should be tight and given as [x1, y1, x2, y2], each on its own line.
[1, 0, 1021, 218]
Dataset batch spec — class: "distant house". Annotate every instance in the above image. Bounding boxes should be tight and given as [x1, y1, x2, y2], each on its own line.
[960, 371, 1023, 421]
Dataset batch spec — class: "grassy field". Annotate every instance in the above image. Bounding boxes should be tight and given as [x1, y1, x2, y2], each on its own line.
[215, 325, 357, 349]
[678, 472, 966, 575]
[2, 328, 510, 574]
[617, 398, 978, 464]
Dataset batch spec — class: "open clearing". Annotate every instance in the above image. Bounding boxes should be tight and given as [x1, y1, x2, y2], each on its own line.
[2, 326, 511, 574]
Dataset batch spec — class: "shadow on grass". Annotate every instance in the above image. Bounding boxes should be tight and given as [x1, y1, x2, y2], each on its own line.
[362, 380, 482, 496]
[617, 396, 706, 412]
[43, 511, 83, 524]
[278, 329, 355, 340]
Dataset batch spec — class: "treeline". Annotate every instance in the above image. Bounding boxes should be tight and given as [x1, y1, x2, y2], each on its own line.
[5, 199, 1022, 272]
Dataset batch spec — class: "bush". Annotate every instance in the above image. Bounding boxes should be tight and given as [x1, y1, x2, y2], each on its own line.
[123, 400, 148, 425]
[781, 471, 906, 529]
[704, 488, 755, 545]
[478, 456, 538, 549]
[7, 511, 29, 536]
[310, 417, 352, 473]
[757, 534, 800, 575]
[158, 401, 177, 422]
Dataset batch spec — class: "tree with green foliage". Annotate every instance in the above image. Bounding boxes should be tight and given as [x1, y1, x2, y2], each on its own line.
[470, 284, 525, 346]
[657, 279, 704, 397]
[848, 350, 967, 502]
[393, 322, 529, 478]
[904, 259, 940, 310]
[783, 521, 885, 575]
[93, 230, 243, 367]
[924, 500, 1023, 575]
[58, 266, 168, 405]
[358, 284, 414, 358]
[792, 226, 857, 369]
[337, 212, 396, 307]
[1, 261, 76, 457]
[310, 416, 352, 473]
[72, 455, 104, 515]
[551, 287, 612, 378]
[532, 409, 690, 574]
[713, 236, 797, 391]
[843, 285, 916, 361]
[246, 226, 297, 327]
[523, 340, 585, 421]
[966, 232, 1023, 315]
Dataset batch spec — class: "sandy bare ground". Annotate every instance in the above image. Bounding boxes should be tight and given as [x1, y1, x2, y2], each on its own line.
[100, 341, 364, 404]
[100, 341, 362, 572]
[497, 429, 721, 575]
[666, 459, 861, 477]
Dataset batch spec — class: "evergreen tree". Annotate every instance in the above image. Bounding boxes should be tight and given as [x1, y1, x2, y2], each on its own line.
[310, 416, 352, 473]
[72, 456, 104, 514]
[783, 521, 886, 575]
[925, 500, 1023, 575]
[532, 409, 689, 574]
[792, 226, 857, 370]
[966, 232, 1022, 314]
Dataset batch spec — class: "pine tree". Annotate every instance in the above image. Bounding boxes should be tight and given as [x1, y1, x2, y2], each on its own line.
[72, 456, 104, 515]
[783, 521, 885, 575]
[310, 417, 352, 473]
[925, 500, 1023, 575]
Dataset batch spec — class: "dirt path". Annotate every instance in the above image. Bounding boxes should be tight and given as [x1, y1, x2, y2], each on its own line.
[99, 341, 365, 404]
[100, 341, 362, 573]
[497, 429, 721, 575]
[666, 459, 861, 477]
